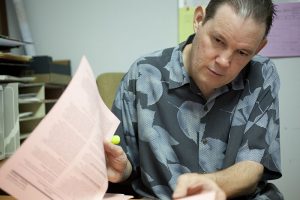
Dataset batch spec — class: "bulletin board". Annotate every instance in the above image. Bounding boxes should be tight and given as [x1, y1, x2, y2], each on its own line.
[259, 2, 300, 57]
[178, 0, 198, 43]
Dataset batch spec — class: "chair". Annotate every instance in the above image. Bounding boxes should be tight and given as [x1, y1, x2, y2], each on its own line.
[96, 72, 125, 109]
[96, 72, 138, 197]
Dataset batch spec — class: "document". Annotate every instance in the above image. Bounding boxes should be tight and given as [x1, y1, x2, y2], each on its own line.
[178, 191, 216, 200]
[259, 2, 300, 57]
[0, 56, 132, 200]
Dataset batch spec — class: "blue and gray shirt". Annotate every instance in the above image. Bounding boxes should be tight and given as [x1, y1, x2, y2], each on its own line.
[112, 35, 282, 199]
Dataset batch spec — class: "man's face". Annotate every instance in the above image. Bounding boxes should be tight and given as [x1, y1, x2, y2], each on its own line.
[186, 4, 267, 97]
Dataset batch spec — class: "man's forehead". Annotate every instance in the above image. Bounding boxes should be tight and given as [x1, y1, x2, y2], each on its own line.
[211, 4, 266, 32]
[208, 4, 265, 33]
[203, 5, 266, 51]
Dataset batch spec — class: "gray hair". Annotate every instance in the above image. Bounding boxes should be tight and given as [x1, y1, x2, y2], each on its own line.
[203, 0, 277, 37]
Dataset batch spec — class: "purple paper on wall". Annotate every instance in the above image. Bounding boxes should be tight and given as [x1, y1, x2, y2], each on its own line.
[259, 2, 300, 58]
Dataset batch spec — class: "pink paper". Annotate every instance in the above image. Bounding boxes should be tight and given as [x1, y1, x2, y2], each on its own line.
[260, 2, 300, 57]
[177, 191, 216, 200]
[0, 56, 126, 200]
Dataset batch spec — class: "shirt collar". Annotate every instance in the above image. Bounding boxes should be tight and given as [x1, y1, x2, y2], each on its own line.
[167, 34, 195, 90]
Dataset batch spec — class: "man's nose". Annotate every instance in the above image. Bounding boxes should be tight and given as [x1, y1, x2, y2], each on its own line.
[216, 51, 232, 68]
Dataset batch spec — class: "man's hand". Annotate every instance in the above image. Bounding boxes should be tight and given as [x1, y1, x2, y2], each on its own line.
[103, 141, 132, 183]
[173, 173, 226, 200]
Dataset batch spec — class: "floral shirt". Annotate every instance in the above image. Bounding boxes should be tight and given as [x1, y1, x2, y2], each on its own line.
[112, 35, 282, 199]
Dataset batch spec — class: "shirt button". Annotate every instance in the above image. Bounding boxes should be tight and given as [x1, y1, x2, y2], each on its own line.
[202, 138, 208, 144]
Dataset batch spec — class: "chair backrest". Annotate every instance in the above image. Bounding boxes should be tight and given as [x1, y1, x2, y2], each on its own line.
[97, 72, 139, 196]
[96, 72, 125, 109]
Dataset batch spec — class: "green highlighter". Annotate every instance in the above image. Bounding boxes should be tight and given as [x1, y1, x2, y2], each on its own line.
[111, 135, 121, 145]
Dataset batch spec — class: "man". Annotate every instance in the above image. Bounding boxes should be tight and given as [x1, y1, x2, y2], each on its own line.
[104, 0, 283, 199]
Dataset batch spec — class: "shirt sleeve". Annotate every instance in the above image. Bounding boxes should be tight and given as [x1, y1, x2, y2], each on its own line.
[235, 58, 282, 181]
[111, 60, 140, 176]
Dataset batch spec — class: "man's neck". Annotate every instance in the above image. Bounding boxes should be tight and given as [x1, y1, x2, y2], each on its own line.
[182, 43, 214, 99]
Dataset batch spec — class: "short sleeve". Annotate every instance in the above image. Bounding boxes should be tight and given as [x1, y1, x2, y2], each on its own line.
[235, 58, 282, 180]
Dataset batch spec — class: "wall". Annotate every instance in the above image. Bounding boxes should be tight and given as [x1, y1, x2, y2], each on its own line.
[7, 0, 178, 76]
[6, 0, 300, 199]
[272, 58, 300, 200]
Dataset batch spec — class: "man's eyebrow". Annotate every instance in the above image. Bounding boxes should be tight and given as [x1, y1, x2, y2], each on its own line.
[240, 49, 253, 55]
[213, 31, 254, 55]
[213, 32, 227, 43]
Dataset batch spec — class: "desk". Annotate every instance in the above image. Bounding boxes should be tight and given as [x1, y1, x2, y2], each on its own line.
[0, 196, 15, 200]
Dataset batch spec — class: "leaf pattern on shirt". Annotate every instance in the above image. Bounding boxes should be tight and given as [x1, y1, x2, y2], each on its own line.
[177, 101, 206, 143]
[198, 138, 226, 172]
[152, 185, 172, 200]
[262, 61, 280, 98]
[115, 87, 135, 109]
[142, 169, 172, 200]
[114, 91, 122, 109]
[137, 64, 163, 106]
[124, 90, 137, 122]
[144, 125, 180, 167]
[138, 103, 179, 167]
[252, 112, 268, 129]
[236, 141, 265, 163]
[232, 87, 260, 127]
[265, 116, 281, 170]
[164, 62, 183, 84]
[168, 163, 190, 189]
[142, 168, 154, 182]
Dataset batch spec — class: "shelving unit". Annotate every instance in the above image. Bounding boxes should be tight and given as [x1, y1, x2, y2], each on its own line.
[18, 83, 45, 142]
[1, 38, 70, 160]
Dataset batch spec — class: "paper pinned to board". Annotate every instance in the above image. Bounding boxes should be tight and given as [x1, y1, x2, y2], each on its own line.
[0, 56, 132, 200]
[259, 2, 300, 57]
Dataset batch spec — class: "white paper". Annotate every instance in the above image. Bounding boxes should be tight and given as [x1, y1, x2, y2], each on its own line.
[0, 56, 128, 200]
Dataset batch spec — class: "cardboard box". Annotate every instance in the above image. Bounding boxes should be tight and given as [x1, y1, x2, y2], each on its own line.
[31, 56, 71, 85]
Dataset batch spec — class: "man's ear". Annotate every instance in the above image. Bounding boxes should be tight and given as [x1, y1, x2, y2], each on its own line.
[256, 38, 268, 54]
[193, 6, 205, 32]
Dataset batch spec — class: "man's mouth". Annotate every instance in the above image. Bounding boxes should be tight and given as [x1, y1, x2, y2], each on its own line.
[208, 67, 224, 76]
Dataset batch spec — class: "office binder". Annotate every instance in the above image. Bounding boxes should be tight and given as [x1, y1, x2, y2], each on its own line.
[2, 83, 20, 158]
[0, 85, 4, 160]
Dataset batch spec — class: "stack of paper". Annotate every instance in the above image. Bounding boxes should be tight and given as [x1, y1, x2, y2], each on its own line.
[0, 56, 132, 200]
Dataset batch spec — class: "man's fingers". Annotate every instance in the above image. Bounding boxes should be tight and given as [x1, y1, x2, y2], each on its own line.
[104, 140, 124, 156]
[173, 175, 190, 198]
[172, 187, 186, 199]
[173, 174, 226, 200]
[216, 190, 226, 200]
[186, 185, 205, 195]
[173, 182, 204, 198]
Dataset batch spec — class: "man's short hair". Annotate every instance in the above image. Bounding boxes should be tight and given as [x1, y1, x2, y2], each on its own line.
[203, 0, 277, 37]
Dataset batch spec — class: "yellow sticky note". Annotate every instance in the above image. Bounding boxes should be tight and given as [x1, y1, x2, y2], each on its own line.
[178, 7, 195, 43]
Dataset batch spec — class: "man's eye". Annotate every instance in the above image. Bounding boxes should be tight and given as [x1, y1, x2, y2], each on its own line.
[215, 37, 222, 43]
[239, 51, 248, 56]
